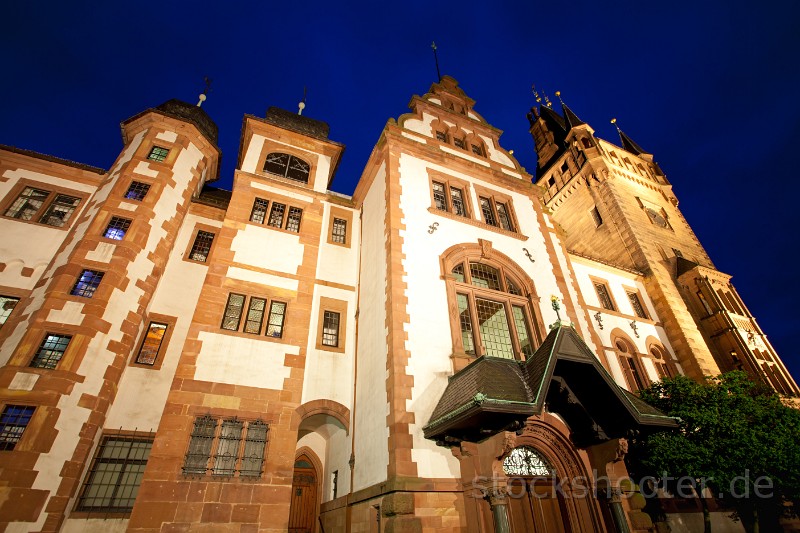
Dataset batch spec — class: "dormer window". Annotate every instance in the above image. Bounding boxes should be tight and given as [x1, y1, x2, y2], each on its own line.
[471, 144, 485, 157]
[454, 138, 466, 149]
[263, 153, 310, 184]
[436, 131, 449, 143]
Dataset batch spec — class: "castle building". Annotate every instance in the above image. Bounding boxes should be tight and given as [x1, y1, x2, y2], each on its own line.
[0, 76, 795, 533]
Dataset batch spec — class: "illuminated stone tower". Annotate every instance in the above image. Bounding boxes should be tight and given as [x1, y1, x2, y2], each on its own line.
[528, 98, 798, 394]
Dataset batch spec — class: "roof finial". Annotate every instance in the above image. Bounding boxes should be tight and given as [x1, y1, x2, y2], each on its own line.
[197, 76, 212, 107]
[555, 90, 564, 105]
[610, 117, 621, 132]
[543, 92, 553, 108]
[531, 84, 542, 104]
[298, 86, 307, 115]
[431, 41, 442, 82]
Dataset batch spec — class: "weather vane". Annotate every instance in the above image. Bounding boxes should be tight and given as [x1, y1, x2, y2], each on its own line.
[298, 86, 307, 115]
[431, 41, 442, 82]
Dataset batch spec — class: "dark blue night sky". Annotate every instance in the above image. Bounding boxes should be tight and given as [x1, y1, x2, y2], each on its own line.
[2, 1, 799, 378]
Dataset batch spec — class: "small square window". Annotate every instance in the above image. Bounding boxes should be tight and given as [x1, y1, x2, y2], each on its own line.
[124, 181, 151, 201]
[189, 231, 215, 262]
[136, 322, 168, 365]
[103, 216, 132, 240]
[0, 405, 35, 451]
[71, 269, 104, 298]
[322, 311, 340, 347]
[30, 333, 72, 369]
[0, 296, 20, 327]
[147, 146, 170, 162]
[250, 198, 269, 224]
[331, 218, 347, 244]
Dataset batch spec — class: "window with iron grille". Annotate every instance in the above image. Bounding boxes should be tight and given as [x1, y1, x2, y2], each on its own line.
[147, 146, 170, 162]
[103, 216, 132, 240]
[124, 181, 150, 201]
[71, 269, 105, 298]
[183, 416, 268, 477]
[286, 207, 302, 233]
[135, 322, 168, 365]
[331, 218, 347, 244]
[221, 293, 246, 331]
[250, 198, 269, 224]
[30, 333, 72, 369]
[594, 282, 615, 311]
[266, 301, 286, 338]
[627, 291, 648, 319]
[0, 405, 35, 451]
[188, 230, 215, 262]
[76, 433, 153, 512]
[4, 186, 83, 227]
[322, 311, 340, 347]
[0, 296, 20, 328]
[268, 202, 286, 228]
[263, 152, 310, 184]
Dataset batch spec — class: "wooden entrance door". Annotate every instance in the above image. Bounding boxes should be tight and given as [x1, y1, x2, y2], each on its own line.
[288, 454, 318, 533]
[507, 478, 572, 533]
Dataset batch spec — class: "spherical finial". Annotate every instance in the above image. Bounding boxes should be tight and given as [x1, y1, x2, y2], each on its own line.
[196, 93, 207, 107]
[555, 91, 561, 97]
[298, 101, 306, 115]
[610, 118, 617, 124]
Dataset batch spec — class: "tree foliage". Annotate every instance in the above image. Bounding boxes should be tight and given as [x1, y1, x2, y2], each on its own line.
[629, 371, 800, 532]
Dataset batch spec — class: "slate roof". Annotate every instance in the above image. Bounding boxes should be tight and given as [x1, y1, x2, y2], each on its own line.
[192, 185, 232, 210]
[423, 323, 678, 445]
[264, 107, 330, 141]
[561, 102, 586, 130]
[618, 128, 649, 156]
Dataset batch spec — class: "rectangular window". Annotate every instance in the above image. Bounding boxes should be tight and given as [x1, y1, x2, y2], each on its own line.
[332, 470, 339, 499]
[30, 333, 72, 369]
[0, 405, 35, 451]
[321, 311, 340, 347]
[212, 419, 243, 476]
[453, 138, 466, 149]
[183, 416, 268, 478]
[71, 269, 104, 298]
[594, 282, 615, 311]
[103, 216, 132, 240]
[244, 297, 266, 335]
[286, 207, 302, 233]
[266, 301, 286, 338]
[250, 198, 269, 224]
[39, 194, 81, 227]
[590, 206, 603, 227]
[147, 146, 170, 162]
[496, 202, 514, 232]
[512, 305, 534, 357]
[135, 322, 168, 365]
[627, 291, 648, 319]
[457, 293, 475, 355]
[480, 197, 497, 226]
[0, 296, 20, 327]
[76, 435, 153, 512]
[124, 181, 150, 201]
[435, 131, 449, 143]
[331, 218, 347, 244]
[697, 291, 713, 315]
[471, 144, 484, 157]
[4, 187, 49, 220]
[475, 298, 514, 359]
[268, 202, 286, 228]
[450, 187, 466, 217]
[221, 293, 246, 331]
[188, 230, 215, 262]
[432, 182, 447, 211]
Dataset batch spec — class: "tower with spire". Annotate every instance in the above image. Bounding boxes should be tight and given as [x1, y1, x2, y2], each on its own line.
[528, 95, 798, 394]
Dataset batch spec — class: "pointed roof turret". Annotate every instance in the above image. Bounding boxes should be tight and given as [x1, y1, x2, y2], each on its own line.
[555, 91, 586, 130]
[611, 118, 649, 156]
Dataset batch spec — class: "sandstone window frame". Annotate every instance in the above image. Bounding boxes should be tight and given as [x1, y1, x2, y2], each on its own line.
[612, 334, 649, 392]
[101, 215, 133, 241]
[590, 276, 617, 312]
[70, 269, 105, 299]
[146, 146, 170, 162]
[0, 404, 35, 451]
[624, 287, 649, 320]
[0, 295, 21, 329]
[123, 180, 151, 202]
[316, 296, 348, 353]
[647, 343, 674, 380]
[74, 431, 155, 516]
[130, 313, 177, 370]
[473, 184, 519, 233]
[0, 178, 89, 231]
[427, 173, 473, 219]
[327, 206, 354, 248]
[29, 332, 73, 370]
[182, 415, 269, 479]
[220, 292, 288, 339]
[262, 152, 311, 184]
[183, 223, 219, 264]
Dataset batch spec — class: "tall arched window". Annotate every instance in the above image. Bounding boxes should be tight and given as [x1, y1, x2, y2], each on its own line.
[446, 256, 542, 360]
[614, 336, 648, 392]
[649, 345, 673, 379]
[263, 152, 310, 184]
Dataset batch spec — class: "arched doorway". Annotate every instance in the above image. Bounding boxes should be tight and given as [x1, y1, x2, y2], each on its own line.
[504, 445, 572, 533]
[288, 454, 318, 533]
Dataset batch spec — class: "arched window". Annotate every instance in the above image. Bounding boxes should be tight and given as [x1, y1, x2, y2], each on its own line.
[448, 258, 541, 360]
[263, 153, 310, 184]
[503, 446, 554, 477]
[649, 345, 672, 379]
[614, 336, 647, 391]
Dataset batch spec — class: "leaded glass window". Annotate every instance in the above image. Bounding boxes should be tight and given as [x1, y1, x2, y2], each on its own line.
[39, 194, 80, 227]
[432, 182, 447, 211]
[450, 187, 466, 216]
[250, 198, 269, 224]
[0, 296, 20, 327]
[475, 298, 514, 358]
[147, 146, 169, 162]
[502, 446, 554, 477]
[263, 152, 310, 184]
[496, 202, 514, 232]
[77, 435, 153, 512]
[71, 269, 104, 298]
[244, 297, 266, 334]
[103, 216, 131, 240]
[480, 197, 496, 226]
[30, 334, 71, 369]
[512, 305, 534, 356]
[136, 322, 168, 365]
[469, 263, 501, 291]
[4, 187, 48, 220]
[286, 207, 302, 233]
[457, 293, 475, 355]
[0, 405, 35, 451]
[322, 311, 340, 347]
[268, 202, 286, 228]
[189, 230, 215, 262]
[266, 301, 286, 338]
[221, 293, 245, 331]
[124, 181, 150, 201]
[332, 218, 347, 244]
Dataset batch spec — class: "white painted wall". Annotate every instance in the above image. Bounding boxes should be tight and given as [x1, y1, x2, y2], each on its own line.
[230, 224, 304, 276]
[352, 162, 390, 491]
